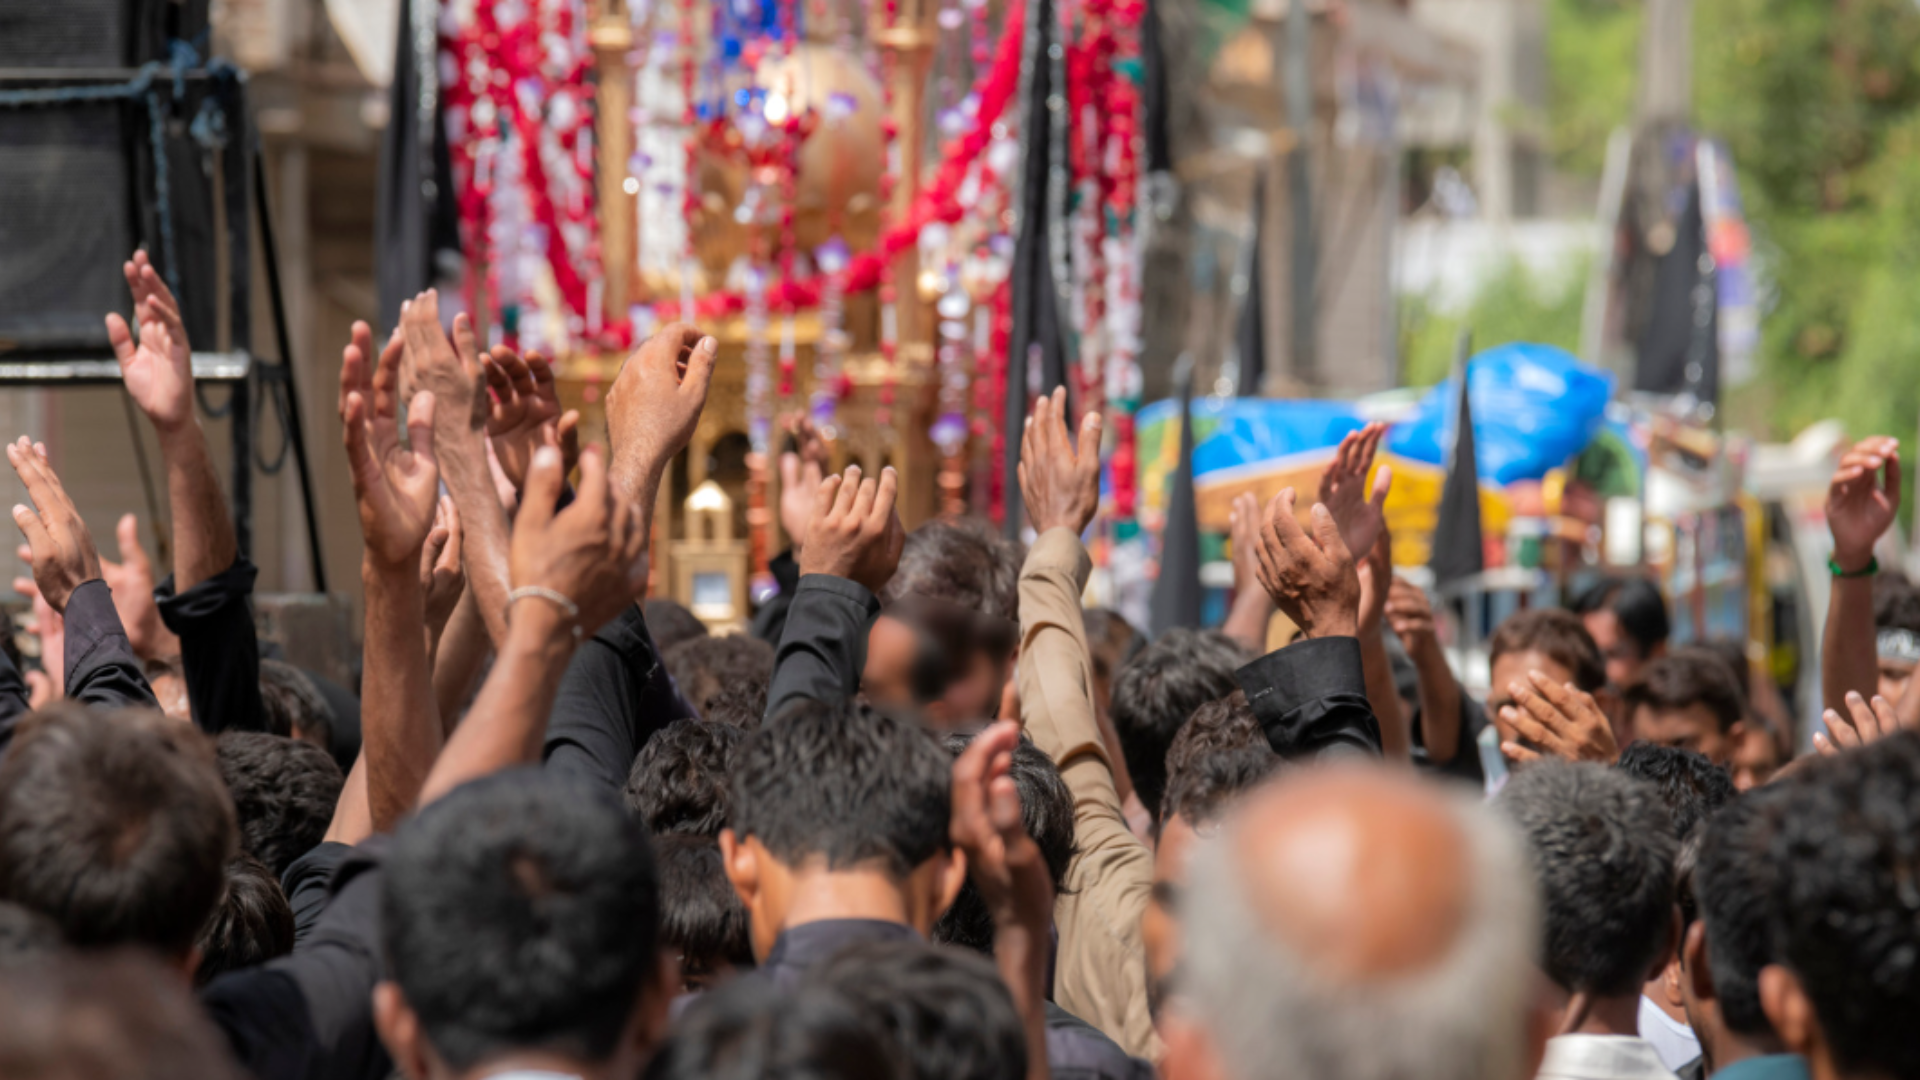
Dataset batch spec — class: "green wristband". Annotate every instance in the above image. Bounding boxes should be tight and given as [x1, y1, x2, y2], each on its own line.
[1830, 555, 1879, 579]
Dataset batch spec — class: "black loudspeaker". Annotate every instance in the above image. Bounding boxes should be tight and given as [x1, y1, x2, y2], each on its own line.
[0, 69, 248, 370]
[0, 0, 209, 69]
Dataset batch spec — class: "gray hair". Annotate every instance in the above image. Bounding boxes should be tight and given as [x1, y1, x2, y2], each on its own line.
[1180, 785, 1540, 1080]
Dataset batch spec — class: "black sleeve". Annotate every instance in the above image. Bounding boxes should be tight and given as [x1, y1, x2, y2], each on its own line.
[201, 841, 391, 1080]
[764, 575, 880, 721]
[281, 841, 355, 949]
[155, 557, 270, 735]
[0, 635, 30, 756]
[544, 603, 695, 795]
[748, 549, 802, 647]
[63, 579, 157, 710]
[1234, 636, 1382, 761]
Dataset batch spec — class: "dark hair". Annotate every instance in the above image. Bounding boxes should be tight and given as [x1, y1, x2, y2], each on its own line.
[730, 698, 953, 879]
[626, 720, 745, 837]
[646, 598, 711, 653]
[0, 951, 248, 1080]
[933, 734, 1077, 955]
[1161, 690, 1274, 821]
[258, 660, 330, 745]
[1487, 609, 1607, 693]
[1690, 640, 1753, 710]
[1692, 787, 1791, 1038]
[1674, 825, 1703, 934]
[1496, 761, 1677, 996]
[382, 770, 661, 1071]
[808, 940, 1026, 1080]
[666, 635, 775, 718]
[1082, 607, 1145, 687]
[1872, 572, 1920, 633]
[1764, 732, 1920, 1078]
[192, 856, 294, 988]
[644, 976, 903, 1080]
[1161, 748, 1281, 829]
[214, 732, 344, 878]
[1623, 653, 1745, 734]
[1614, 743, 1737, 840]
[702, 682, 769, 731]
[1572, 577, 1671, 655]
[881, 519, 1022, 623]
[655, 834, 752, 986]
[0, 706, 236, 956]
[1109, 629, 1250, 820]
[0, 900, 61, 969]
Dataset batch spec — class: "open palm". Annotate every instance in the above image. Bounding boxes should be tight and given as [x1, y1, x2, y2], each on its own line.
[106, 251, 193, 432]
[1827, 436, 1900, 568]
[1318, 421, 1393, 561]
[341, 321, 441, 568]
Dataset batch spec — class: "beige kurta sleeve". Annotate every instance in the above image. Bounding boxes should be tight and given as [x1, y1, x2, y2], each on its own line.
[1018, 527, 1159, 1059]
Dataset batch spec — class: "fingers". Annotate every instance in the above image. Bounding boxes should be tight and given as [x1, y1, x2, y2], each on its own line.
[850, 470, 880, 523]
[1822, 707, 1861, 750]
[115, 513, 142, 566]
[106, 312, 137, 364]
[497, 347, 536, 399]
[526, 352, 558, 400]
[519, 445, 569, 535]
[1813, 731, 1837, 756]
[7, 439, 62, 517]
[831, 465, 862, 519]
[1885, 451, 1902, 507]
[451, 312, 482, 372]
[1844, 691, 1884, 744]
[405, 391, 439, 475]
[681, 334, 719, 396]
[10, 502, 50, 560]
[1076, 409, 1103, 472]
[1308, 501, 1350, 567]
[872, 466, 899, 530]
[780, 450, 800, 492]
[439, 495, 463, 570]
[812, 472, 844, 524]
[557, 411, 581, 468]
[1369, 462, 1393, 510]
[341, 390, 374, 483]
[1501, 741, 1543, 765]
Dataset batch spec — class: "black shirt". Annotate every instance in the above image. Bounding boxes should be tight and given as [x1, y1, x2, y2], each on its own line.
[544, 602, 695, 796]
[156, 557, 271, 736]
[1234, 635, 1383, 760]
[281, 840, 355, 949]
[764, 575, 880, 722]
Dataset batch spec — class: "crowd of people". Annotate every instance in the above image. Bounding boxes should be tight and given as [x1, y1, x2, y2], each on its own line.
[0, 250, 1917, 1080]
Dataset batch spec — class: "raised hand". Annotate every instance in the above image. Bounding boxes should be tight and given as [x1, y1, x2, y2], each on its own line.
[1254, 487, 1360, 640]
[1018, 387, 1103, 536]
[778, 412, 831, 554]
[606, 323, 719, 498]
[399, 290, 488, 435]
[1826, 435, 1899, 573]
[106, 250, 195, 434]
[1496, 669, 1618, 765]
[509, 444, 649, 638]
[798, 464, 905, 593]
[1317, 421, 1392, 563]
[421, 495, 465, 639]
[341, 320, 440, 569]
[98, 513, 178, 660]
[951, 719, 1053, 923]
[1385, 575, 1437, 649]
[1816, 690, 1910, 754]
[1355, 529, 1393, 637]
[8, 439, 102, 614]
[484, 345, 579, 491]
[1229, 492, 1265, 600]
[14, 574, 61, 707]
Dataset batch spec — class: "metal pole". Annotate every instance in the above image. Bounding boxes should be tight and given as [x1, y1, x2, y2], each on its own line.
[1283, 0, 1317, 383]
[252, 148, 329, 594]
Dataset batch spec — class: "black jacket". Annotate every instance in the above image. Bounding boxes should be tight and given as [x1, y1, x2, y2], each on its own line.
[1234, 635, 1383, 760]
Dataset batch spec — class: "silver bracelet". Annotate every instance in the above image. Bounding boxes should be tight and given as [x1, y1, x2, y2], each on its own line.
[506, 586, 583, 642]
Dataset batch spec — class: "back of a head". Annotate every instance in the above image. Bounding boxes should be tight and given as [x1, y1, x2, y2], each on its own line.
[1572, 577, 1671, 654]
[1110, 629, 1250, 819]
[808, 939, 1026, 1080]
[1486, 609, 1607, 693]
[215, 731, 345, 878]
[1182, 767, 1540, 1080]
[1496, 761, 1676, 996]
[1692, 787, 1791, 1040]
[0, 706, 236, 955]
[1162, 690, 1275, 822]
[730, 698, 952, 878]
[1690, 640, 1753, 708]
[1764, 733, 1920, 1079]
[383, 770, 660, 1071]
[646, 598, 711, 653]
[881, 519, 1021, 623]
[701, 682, 769, 730]
[1613, 742, 1737, 839]
[192, 855, 294, 988]
[644, 975, 903, 1080]
[0, 950, 246, 1080]
[655, 834, 752, 988]
[933, 734, 1077, 954]
[626, 719, 745, 837]
[1162, 747, 1282, 830]
[1623, 653, 1745, 735]
[0, 900, 61, 970]
[1872, 571, 1920, 632]
[666, 634, 775, 717]
[1083, 607, 1145, 686]
[257, 659, 329, 745]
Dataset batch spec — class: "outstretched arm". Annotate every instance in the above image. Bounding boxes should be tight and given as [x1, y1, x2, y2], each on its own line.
[1386, 576, 1464, 764]
[1822, 436, 1898, 715]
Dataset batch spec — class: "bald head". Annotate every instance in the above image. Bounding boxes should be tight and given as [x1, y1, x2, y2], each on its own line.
[1177, 765, 1541, 1080]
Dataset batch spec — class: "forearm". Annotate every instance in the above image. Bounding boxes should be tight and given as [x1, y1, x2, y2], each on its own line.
[1222, 590, 1275, 655]
[1359, 628, 1409, 760]
[1409, 640, 1463, 763]
[766, 577, 879, 719]
[440, 433, 515, 647]
[157, 423, 237, 593]
[992, 909, 1053, 1080]
[323, 753, 374, 846]
[362, 559, 443, 831]
[419, 604, 576, 806]
[432, 586, 490, 734]
[1822, 576, 1877, 714]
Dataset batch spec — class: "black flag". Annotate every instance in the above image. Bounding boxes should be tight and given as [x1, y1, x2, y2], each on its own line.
[1234, 170, 1266, 396]
[1004, 0, 1072, 537]
[375, 0, 461, 331]
[1150, 359, 1203, 637]
[1429, 334, 1484, 588]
